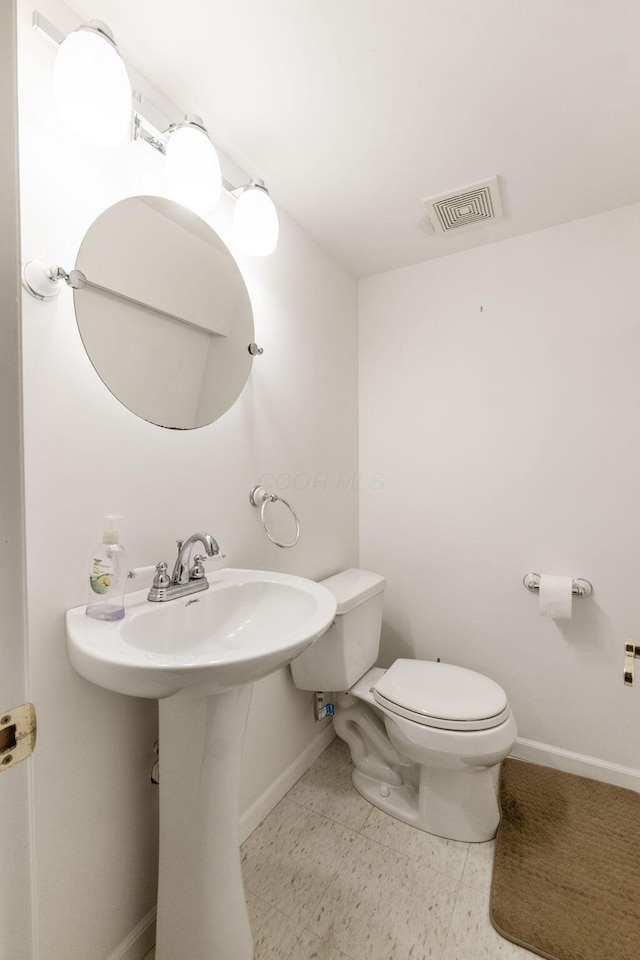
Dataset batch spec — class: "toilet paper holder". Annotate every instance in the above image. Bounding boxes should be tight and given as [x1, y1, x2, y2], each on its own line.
[522, 573, 593, 597]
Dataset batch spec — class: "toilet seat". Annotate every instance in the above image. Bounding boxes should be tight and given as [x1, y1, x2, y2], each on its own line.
[372, 659, 511, 732]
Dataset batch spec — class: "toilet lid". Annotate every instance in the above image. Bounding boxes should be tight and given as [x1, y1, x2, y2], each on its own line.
[373, 659, 510, 731]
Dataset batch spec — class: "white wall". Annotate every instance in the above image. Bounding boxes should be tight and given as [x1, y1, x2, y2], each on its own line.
[360, 202, 640, 773]
[17, 2, 358, 958]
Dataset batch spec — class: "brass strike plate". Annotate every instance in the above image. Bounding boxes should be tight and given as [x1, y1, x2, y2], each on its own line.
[0, 703, 37, 771]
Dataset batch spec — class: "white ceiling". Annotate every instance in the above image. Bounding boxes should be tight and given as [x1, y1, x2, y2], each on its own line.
[71, 0, 640, 277]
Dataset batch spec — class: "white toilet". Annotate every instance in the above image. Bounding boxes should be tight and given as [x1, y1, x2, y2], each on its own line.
[290, 569, 517, 842]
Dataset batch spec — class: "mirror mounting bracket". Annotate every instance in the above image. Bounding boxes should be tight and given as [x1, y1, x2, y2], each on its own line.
[22, 261, 87, 300]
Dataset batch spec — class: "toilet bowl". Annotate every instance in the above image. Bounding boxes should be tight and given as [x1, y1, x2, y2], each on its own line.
[290, 569, 517, 842]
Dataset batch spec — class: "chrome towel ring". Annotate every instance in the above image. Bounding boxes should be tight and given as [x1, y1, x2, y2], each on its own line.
[249, 486, 300, 549]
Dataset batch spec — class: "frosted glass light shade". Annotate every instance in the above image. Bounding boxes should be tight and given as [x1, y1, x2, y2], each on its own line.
[233, 184, 279, 256]
[164, 122, 222, 214]
[53, 26, 132, 147]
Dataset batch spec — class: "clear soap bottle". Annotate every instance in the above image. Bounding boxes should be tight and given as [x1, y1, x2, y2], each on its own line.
[86, 516, 129, 621]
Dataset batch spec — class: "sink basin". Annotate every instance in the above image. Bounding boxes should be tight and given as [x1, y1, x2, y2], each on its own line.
[66, 567, 337, 699]
[66, 566, 336, 960]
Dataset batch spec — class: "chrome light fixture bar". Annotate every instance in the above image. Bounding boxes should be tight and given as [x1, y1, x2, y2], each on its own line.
[32, 10, 280, 254]
[32, 9, 64, 44]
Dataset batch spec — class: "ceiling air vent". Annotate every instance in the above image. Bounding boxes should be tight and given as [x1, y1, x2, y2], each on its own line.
[422, 176, 503, 236]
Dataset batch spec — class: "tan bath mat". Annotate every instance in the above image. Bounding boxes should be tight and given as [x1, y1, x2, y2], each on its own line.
[490, 758, 640, 960]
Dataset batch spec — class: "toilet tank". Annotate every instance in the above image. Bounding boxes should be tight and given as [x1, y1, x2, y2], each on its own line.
[290, 569, 385, 691]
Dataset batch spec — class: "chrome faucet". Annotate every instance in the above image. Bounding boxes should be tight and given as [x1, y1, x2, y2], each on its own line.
[148, 532, 221, 602]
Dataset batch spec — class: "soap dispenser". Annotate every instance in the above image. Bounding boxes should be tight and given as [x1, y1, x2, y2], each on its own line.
[86, 516, 129, 621]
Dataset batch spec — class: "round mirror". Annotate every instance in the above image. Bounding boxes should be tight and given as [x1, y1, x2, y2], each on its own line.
[73, 196, 254, 429]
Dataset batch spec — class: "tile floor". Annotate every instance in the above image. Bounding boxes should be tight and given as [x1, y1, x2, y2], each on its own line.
[144, 737, 538, 960]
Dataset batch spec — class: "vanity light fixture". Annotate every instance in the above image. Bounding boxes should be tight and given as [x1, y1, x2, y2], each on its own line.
[53, 19, 132, 147]
[33, 10, 280, 255]
[232, 180, 280, 257]
[164, 115, 222, 214]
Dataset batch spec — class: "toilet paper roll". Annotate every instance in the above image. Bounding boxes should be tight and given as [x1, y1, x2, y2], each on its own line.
[539, 574, 573, 620]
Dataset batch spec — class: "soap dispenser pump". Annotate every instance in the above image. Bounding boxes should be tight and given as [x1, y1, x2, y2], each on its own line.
[86, 515, 129, 621]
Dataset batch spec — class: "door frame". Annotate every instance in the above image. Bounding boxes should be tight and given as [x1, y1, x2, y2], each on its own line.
[0, 2, 34, 957]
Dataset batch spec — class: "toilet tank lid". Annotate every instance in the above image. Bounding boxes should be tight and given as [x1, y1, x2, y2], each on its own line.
[319, 569, 385, 614]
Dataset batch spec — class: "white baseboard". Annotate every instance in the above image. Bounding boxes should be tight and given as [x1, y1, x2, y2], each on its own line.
[239, 725, 336, 844]
[105, 907, 156, 960]
[511, 736, 640, 792]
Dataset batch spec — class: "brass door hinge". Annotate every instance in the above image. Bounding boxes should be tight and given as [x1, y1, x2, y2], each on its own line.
[0, 703, 36, 771]
[624, 642, 640, 686]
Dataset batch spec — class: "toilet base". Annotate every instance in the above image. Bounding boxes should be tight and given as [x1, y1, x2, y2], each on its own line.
[351, 762, 500, 843]
[334, 689, 508, 842]
[416, 763, 500, 842]
[352, 768, 421, 827]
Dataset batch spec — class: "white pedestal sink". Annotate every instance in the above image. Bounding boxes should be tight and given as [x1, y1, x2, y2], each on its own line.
[66, 568, 336, 960]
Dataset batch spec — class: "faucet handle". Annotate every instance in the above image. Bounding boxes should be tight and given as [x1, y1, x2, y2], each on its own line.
[152, 561, 171, 589]
[190, 554, 207, 580]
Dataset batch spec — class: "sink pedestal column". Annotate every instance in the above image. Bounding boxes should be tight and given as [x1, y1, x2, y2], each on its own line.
[155, 686, 254, 960]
